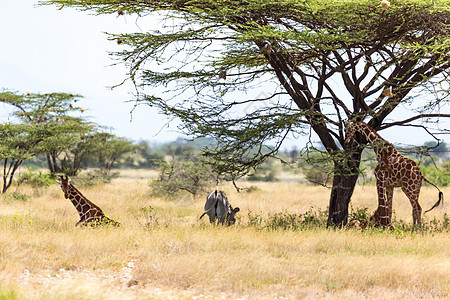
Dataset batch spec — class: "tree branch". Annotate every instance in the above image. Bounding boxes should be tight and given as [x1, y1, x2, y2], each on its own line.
[378, 114, 450, 130]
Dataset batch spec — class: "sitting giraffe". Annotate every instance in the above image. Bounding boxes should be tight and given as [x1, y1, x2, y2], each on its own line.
[344, 121, 443, 228]
[58, 175, 121, 227]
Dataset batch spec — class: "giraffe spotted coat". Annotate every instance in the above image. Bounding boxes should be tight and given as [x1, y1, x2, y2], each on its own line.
[58, 175, 121, 227]
[344, 121, 443, 228]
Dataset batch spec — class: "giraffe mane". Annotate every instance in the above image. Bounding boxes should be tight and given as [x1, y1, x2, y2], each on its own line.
[68, 182, 105, 213]
[355, 121, 377, 133]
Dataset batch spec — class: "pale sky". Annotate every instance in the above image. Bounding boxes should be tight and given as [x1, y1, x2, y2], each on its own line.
[1, 0, 184, 143]
[1, 1, 449, 149]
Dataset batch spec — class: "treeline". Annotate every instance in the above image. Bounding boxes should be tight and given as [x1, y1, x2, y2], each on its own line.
[25, 137, 213, 171]
[0, 90, 448, 196]
[23, 135, 450, 190]
[0, 90, 138, 193]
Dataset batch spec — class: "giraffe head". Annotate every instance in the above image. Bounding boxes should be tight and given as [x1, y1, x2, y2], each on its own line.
[58, 175, 71, 199]
[343, 121, 359, 148]
[343, 121, 378, 148]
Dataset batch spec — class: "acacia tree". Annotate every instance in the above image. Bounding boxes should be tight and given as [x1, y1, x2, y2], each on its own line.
[90, 132, 137, 175]
[0, 91, 91, 175]
[41, 0, 450, 226]
[150, 160, 217, 199]
[0, 123, 47, 193]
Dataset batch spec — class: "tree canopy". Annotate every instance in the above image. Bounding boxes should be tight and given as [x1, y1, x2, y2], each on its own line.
[0, 91, 136, 183]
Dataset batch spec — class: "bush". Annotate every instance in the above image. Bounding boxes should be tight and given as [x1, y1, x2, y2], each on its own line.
[420, 162, 450, 186]
[140, 206, 159, 229]
[247, 170, 278, 182]
[348, 205, 371, 223]
[150, 160, 217, 199]
[70, 171, 119, 187]
[11, 192, 31, 202]
[303, 166, 332, 186]
[15, 168, 54, 188]
[246, 206, 449, 233]
[245, 185, 260, 193]
[246, 206, 328, 230]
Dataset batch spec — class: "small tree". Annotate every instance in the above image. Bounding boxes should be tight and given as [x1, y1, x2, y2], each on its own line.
[41, 118, 94, 175]
[0, 91, 90, 175]
[0, 123, 46, 193]
[151, 160, 217, 199]
[91, 132, 137, 175]
[134, 141, 165, 169]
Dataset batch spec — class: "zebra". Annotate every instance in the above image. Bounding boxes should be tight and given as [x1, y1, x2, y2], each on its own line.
[199, 190, 240, 226]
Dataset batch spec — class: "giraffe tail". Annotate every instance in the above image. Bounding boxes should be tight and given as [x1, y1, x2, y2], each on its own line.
[424, 191, 443, 214]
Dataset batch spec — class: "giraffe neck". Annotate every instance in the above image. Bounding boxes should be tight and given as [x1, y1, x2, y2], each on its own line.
[67, 184, 103, 218]
[354, 123, 398, 157]
[355, 123, 383, 145]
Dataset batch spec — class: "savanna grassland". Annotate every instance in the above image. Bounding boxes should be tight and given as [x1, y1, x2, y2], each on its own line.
[0, 170, 448, 299]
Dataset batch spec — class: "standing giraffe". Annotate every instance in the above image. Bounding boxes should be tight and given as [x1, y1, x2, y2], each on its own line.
[58, 175, 121, 227]
[344, 121, 443, 228]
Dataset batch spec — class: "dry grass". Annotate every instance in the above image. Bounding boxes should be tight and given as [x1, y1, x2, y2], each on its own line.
[0, 169, 448, 299]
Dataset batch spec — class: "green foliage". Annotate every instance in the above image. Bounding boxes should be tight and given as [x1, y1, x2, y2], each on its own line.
[0, 90, 134, 176]
[0, 122, 49, 193]
[348, 205, 371, 223]
[246, 207, 328, 231]
[70, 171, 118, 187]
[47, 127, 135, 176]
[423, 141, 449, 159]
[88, 132, 137, 175]
[0, 287, 17, 300]
[140, 206, 159, 229]
[247, 170, 277, 182]
[0, 90, 93, 177]
[40, 0, 450, 182]
[10, 192, 31, 202]
[246, 207, 449, 233]
[125, 141, 165, 169]
[245, 185, 261, 193]
[420, 161, 450, 186]
[15, 168, 54, 188]
[393, 214, 449, 233]
[299, 151, 333, 186]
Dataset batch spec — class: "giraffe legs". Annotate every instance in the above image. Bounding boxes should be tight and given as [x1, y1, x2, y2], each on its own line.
[374, 166, 391, 228]
[386, 186, 394, 223]
[375, 184, 391, 228]
[401, 185, 422, 229]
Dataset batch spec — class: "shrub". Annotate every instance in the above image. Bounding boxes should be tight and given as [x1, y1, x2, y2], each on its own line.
[140, 206, 159, 229]
[420, 162, 450, 186]
[15, 168, 54, 188]
[150, 160, 217, 199]
[245, 185, 260, 193]
[246, 207, 328, 231]
[247, 170, 278, 182]
[348, 205, 371, 223]
[71, 171, 118, 187]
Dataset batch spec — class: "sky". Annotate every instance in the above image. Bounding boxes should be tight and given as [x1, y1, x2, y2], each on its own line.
[1, 1, 449, 149]
[1, 1, 184, 144]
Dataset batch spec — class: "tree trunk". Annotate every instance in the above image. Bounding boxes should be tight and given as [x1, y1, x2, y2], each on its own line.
[46, 152, 62, 175]
[46, 153, 55, 174]
[2, 160, 23, 194]
[327, 147, 363, 228]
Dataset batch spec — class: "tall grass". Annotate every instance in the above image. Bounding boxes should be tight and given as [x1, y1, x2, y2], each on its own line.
[0, 171, 448, 299]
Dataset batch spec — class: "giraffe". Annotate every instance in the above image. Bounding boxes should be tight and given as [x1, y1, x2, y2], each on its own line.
[344, 121, 443, 228]
[57, 175, 121, 227]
